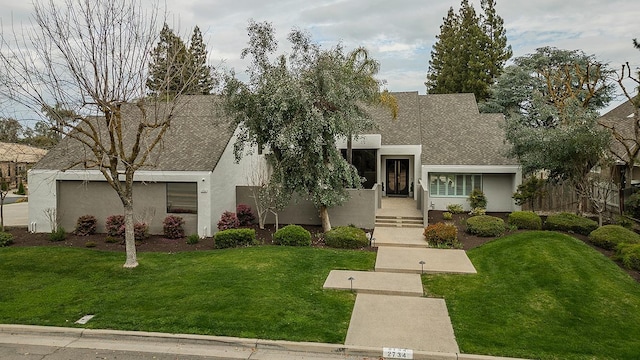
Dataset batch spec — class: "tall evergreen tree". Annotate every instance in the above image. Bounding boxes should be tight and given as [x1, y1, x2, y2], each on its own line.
[147, 23, 190, 96]
[187, 26, 215, 94]
[426, 0, 511, 102]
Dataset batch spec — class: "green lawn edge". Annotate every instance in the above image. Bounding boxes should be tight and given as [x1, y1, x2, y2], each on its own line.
[422, 231, 640, 360]
[0, 246, 376, 344]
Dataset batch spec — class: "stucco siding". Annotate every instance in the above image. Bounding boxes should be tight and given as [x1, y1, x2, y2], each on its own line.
[236, 186, 376, 229]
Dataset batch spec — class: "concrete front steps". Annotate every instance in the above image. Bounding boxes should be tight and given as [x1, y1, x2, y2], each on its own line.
[375, 215, 424, 228]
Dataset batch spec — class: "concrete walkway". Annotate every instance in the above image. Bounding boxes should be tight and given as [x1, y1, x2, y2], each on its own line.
[323, 197, 481, 357]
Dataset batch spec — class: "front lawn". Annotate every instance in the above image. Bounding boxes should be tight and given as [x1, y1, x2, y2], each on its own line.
[423, 231, 640, 360]
[0, 246, 375, 343]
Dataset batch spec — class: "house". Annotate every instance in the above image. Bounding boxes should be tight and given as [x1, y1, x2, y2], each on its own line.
[598, 98, 640, 211]
[337, 92, 522, 214]
[29, 92, 521, 236]
[0, 142, 48, 188]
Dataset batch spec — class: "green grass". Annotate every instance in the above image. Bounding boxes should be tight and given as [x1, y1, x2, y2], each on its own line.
[422, 231, 640, 360]
[0, 246, 375, 343]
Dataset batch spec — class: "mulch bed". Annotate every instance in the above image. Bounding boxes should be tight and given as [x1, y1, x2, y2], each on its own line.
[4, 212, 640, 283]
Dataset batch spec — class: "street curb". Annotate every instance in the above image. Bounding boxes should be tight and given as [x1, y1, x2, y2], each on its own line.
[0, 324, 529, 360]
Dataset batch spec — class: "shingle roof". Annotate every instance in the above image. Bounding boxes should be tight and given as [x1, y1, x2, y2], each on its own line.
[0, 142, 47, 163]
[34, 95, 234, 171]
[598, 99, 640, 163]
[368, 92, 515, 166]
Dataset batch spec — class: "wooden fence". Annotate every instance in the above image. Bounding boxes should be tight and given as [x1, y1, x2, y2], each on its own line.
[521, 182, 622, 215]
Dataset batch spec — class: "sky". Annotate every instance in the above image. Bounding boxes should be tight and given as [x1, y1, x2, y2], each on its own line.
[1, 0, 639, 119]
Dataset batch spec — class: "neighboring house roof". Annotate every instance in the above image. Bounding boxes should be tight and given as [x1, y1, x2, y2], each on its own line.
[34, 95, 234, 172]
[598, 99, 640, 164]
[0, 142, 48, 163]
[365, 91, 515, 166]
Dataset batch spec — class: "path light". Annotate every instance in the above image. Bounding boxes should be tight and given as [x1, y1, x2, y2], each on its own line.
[348, 276, 355, 292]
[419, 260, 426, 274]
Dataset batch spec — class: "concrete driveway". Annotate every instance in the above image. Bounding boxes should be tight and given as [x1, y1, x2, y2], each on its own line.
[2, 202, 28, 227]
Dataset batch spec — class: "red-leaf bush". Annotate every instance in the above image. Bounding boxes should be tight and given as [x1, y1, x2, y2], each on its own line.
[75, 215, 97, 236]
[106, 215, 125, 238]
[217, 211, 239, 231]
[236, 204, 256, 226]
[134, 222, 150, 241]
[423, 222, 459, 248]
[163, 215, 185, 239]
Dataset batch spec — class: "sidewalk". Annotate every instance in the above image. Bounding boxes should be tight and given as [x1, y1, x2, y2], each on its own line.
[0, 325, 527, 360]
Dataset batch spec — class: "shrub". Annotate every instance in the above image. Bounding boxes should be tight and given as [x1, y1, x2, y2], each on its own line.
[85, 241, 96, 248]
[616, 243, 640, 271]
[468, 188, 487, 209]
[186, 234, 200, 245]
[217, 211, 239, 231]
[588, 225, 640, 250]
[466, 215, 505, 237]
[163, 215, 185, 239]
[447, 204, 465, 214]
[423, 222, 459, 248]
[16, 180, 25, 195]
[215, 228, 256, 249]
[49, 227, 66, 242]
[106, 215, 125, 238]
[236, 204, 256, 226]
[443, 212, 453, 220]
[324, 226, 368, 249]
[0, 232, 14, 247]
[469, 207, 486, 216]
[544, 212, 598, 235]
[134, 222, 149, 241]
[508, 211, 542, 230]
[615, 215, 634, 229]
[273, 224, 312, 247]
[74, 215, 97, 236]
[105, 236, 120, 244]
[625, 192, 640, 219]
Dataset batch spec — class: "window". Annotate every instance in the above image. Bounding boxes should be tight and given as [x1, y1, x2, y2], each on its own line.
[167, 182, 197, 214]
[429, 173, 481, 197]
[340, 149, 377, 189]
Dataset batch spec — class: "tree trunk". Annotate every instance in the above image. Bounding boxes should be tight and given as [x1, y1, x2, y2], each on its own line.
[319, 205, 331, 232]
[346, 134, 353, 165]
[123, 202, 138, 268]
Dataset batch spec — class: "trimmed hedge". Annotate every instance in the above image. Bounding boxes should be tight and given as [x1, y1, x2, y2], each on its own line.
[508, 211, 542, 230]
[423, 222, 459, 248]
[544, 212, 598, 235]
[214, 228, 256, 249]
[616, 243, 640, 271]
[588, 225, 640, 250]
[324, 226, 368, 249]
[466, 215, 505, 237]
[273, 225, 311, 246]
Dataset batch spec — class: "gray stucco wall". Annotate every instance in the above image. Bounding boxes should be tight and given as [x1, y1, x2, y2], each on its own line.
[57, 181, 197, 235]
[236, 186, 376, 229]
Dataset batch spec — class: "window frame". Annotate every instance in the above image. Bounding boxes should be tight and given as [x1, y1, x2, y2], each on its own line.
[166, 182, 198, 214]
[429, 173, 482, 197]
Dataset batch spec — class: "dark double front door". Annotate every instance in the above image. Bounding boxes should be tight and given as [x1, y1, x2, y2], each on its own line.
[386, 159, 409, 196]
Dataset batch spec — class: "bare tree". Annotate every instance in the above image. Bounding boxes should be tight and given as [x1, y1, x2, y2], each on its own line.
[245, 159, 286, 230]
[0, 0, 201, 268]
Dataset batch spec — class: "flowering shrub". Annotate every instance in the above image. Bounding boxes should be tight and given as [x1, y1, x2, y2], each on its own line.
[106, 215, 125, 238]
[75, 215, 97, 236]
[217, 211, 239, 231]
[236, 204, 256, 226]
[423, 222, 459, 248]
[163, 215, 185, 239]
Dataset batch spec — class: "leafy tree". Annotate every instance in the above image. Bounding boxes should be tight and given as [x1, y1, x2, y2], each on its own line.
[488, 48, 614, 213]
[223, 21, 386, 232]
[0, 0, 198, 268]
[426, 0, 511, 102]
[0, 118, 23, 143]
